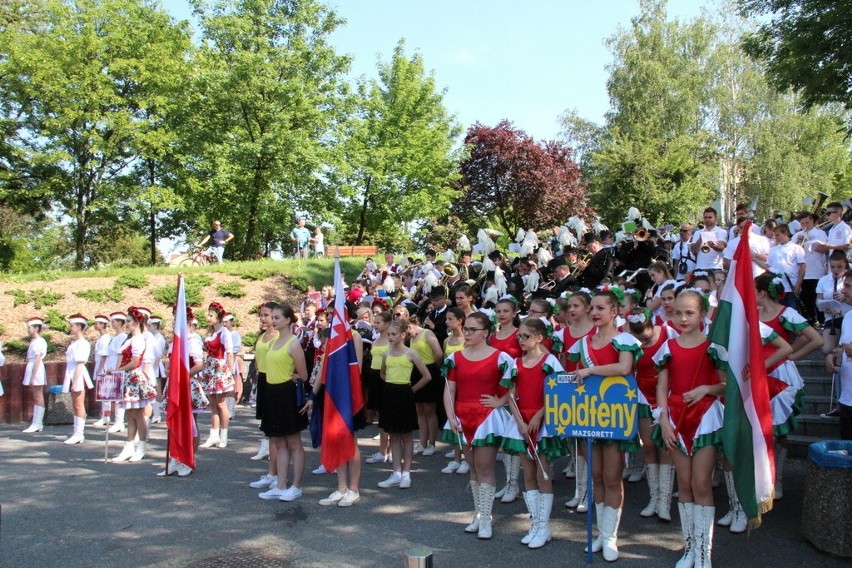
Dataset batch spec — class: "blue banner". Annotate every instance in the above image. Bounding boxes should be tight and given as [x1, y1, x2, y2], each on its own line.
[544, 373, 639, 441]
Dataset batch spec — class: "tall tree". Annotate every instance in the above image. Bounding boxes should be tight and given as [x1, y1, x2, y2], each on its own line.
[0, 0, 191, 268]
[453, 121, 590, 238]
[740, 0, 852, 114]
[179, 0, 350, 259]
[333, 40, 462, 248]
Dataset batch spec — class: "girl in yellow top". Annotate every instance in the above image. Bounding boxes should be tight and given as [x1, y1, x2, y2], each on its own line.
[441, 308, 468, 474]
[365, 311, 392, 464]
[377, 320, 431, 489]
[407, 319, 443, 455]
[257, 303, 310, 503]
[249, 302, 280, 490]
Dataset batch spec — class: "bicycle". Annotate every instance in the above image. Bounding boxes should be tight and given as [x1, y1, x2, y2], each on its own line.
[179, 245, 217, 267]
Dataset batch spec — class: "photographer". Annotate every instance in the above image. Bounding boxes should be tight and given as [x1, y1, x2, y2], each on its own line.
[671, 224, 696, 281]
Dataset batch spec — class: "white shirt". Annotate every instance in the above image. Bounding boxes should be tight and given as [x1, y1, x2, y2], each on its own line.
[727, 223, 763, 241]
[815, 274, 851, 321]
[94, 334, 111, 377]
[671, 239, 695, 281]
[106, 332, 127, 369]
[839, 309, 852, 406]
[724, 232, 771, 277]
[767, 241, 806, 291]
[827, 221, 852, 251]
[792, 228, 828, 280]
[691, 226, 727, 270]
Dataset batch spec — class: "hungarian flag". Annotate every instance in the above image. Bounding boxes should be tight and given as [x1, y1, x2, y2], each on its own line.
[708, 220, 774, 529]
[167, 276, 195, 470]
[320, 255, 365, 472]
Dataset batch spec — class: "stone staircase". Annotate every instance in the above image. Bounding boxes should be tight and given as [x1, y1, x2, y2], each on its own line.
[788, 355, 841, 458]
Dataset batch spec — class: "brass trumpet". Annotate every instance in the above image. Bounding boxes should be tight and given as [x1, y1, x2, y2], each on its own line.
[634, 228, 649, 241]
[700, 243, 711, 254]
[570, 253, 593, 278]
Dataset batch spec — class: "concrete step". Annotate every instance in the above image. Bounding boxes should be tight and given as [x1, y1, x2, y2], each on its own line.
[801, 376, 834, 397]
[795, 413, 840, 439]
[786, 434, 830, 459]
[801, 394, 837, 415]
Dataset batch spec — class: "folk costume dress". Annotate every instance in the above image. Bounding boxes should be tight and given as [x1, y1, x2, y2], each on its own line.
[63, 338, 93, 393]
[23, 336, 48, 386]
[552, 326, 591, 371]
[379, 352, 420, 434]
[634, 326, 679, 419]
[199, 327, 234, 395]
[163, 335, 209, 415]
[489, 329, 522, 360]
[410, 330, 442, 404]
[441, 350, 515, 448]
[566, 331, 643, 451]
[501, 353, 568, 460]
[118, 335, 157, 409]
[761, 307, 808, 436]
[651, 339, 724, 456]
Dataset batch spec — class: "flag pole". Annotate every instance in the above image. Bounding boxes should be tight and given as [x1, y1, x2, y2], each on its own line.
[163, 273, 183, 478]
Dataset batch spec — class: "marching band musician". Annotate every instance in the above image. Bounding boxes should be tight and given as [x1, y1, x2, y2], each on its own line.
[792, 211, 829, 325]
[616, 229, 656, 295]
[577, 234, 614, 289]
[690, 207, 727, 276]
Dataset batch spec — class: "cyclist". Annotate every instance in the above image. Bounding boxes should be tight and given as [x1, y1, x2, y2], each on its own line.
[196, 220, 234, 263]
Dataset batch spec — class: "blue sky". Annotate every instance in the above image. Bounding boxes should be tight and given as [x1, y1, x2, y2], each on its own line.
[161, 0, 711, 141]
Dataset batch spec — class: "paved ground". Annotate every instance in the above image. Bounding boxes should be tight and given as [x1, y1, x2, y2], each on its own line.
[0, 408, 847, 567]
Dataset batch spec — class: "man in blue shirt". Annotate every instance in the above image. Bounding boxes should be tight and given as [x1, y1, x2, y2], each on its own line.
[197, 220, 233, 263]
[290, 218, 311, 258]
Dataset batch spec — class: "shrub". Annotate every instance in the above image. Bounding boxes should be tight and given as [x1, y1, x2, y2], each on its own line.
[289, 276, 308, 291]
[6, 288, 64, 308]
[216, 281, 246, 298]
[43, 310, 69, 334]
[114, 274, 149, 289]
[242, 331, 259, 346]
[74, 287, 124, 303]
[6, 289, 28, 306]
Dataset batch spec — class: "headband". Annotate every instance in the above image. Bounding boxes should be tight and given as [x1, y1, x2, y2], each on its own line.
[27, 317, 45, 327]
[94, 315, 110, 325]
[110, 312, 127, 321]
[67, 314, 89, 327]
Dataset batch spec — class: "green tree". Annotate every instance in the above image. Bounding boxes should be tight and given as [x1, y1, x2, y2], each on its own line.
[178, 0, 350, 259]
[333, 40, 462, 248]
[740, 0, 852, 114]
[0, 0, 192, 269]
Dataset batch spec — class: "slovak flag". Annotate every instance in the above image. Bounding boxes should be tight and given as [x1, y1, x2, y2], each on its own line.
[320, 255, 365, 472]
[167, 276, 195, 470]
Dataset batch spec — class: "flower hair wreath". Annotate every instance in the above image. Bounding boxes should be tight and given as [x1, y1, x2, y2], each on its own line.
[625, 308, 652, 325]
[768, 275, 786, 301]
[681, 287, 711, 313]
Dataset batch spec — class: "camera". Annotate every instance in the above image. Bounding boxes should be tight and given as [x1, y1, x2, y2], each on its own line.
[678, 261, 688, 275]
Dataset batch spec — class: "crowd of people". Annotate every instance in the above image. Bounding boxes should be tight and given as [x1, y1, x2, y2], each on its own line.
[8, 200, 852, 567]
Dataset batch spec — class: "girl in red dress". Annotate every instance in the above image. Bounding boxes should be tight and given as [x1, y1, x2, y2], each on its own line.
[554, 290, 594, 508]
[569, 291, 642, 562]
[626, 307, 678, 521]
[488, 297, 522, 503]
[653, 290, 725, 568]
[502, 317, 567, 549]
[199, 302, 235, 449]
[442, 312, 515, 540]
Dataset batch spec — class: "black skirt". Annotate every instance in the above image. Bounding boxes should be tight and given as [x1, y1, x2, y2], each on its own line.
[365, 366, 384, 412]
[255, 371, 267, 420]
[260, 380, 308, 438]
[317, 383, 368, 432]
[412, 362, 444, 404]
[379, 382, 418, 434]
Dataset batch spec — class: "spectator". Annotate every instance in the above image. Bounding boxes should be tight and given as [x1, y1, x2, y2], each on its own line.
[291, 218, 311, 259]
[197, 220, 234, 263]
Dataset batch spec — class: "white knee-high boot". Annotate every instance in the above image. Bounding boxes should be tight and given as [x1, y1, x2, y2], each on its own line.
[601, 506, 623, 561]
[566, 455, 587, 509]
[675, 502, 695, 568]
[501, 454, 520, 503]
[23, 405, 45, 433]
[200, 428, 220, 448]
[528, 492, 553, 549]
[521, 490, 541, 545]
[640, 463, 660, 517]
[465, 481, 481, 533]
[693, 504, 715, 568]
[657, 463, 675, 521]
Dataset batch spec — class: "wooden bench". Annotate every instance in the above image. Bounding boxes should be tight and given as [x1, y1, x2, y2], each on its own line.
[334, 245, 378, 257]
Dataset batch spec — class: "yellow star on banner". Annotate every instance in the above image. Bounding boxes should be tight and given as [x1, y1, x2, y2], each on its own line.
[547, 377, 558, 390]
[556, 425, 566, 435]
[626, 388, 637, 401]
[576, 384, 586, 394]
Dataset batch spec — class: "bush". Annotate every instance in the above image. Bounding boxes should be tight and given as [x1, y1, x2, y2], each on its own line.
[43, 310, 69, 334]
[114, 274, 149, 289]
[289, 276, 308, 291]
[153, 284, 203, 307]
[74, 287, 124, 303]
[242, 331, 259, 347]
[6, 289, 28, 306]
[188, 274, 213, 288]
[216, 281, 246, 298]
[5, 288, 64, 308]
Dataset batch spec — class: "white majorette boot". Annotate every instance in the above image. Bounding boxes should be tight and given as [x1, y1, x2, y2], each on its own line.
[640, 463, 660, 517]
[113, 441, 136, 462]
[521, 490, 540, 545]
[693, 504, 715, 568]
[200, 428, 220, 448]
[23, 405, 45, 433]
[251, 437, 269, 460]
[566, 455, 588, 510]
[151, 400, 162, 424]
[477, 483, 496, 539]
[129, 440, 147, 462]
[585, 502, 605, 553]
[601, 506, 623, 562]
[676, 502, 695, 568]
[628, 451, 646, 482]
[500, 454, 520, 503]
[217, 428, 229, 448]
[465, 481, 481, 533]
[717, 470, 736, 526]
[108, 407, 126, 433]
[64, 416, 85, 444]
[93, 402, 110, 427]
[528, 492, 553, 549]
[657, 463, 675, 522]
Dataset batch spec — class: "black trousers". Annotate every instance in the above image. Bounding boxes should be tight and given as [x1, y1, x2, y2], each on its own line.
[799, 279, 820, 324]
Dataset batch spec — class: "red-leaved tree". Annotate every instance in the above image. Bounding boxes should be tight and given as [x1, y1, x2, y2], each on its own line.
[453, 120, 592, 239]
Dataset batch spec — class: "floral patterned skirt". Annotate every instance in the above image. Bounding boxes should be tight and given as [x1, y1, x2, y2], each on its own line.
[163, 377, 209, 414]
[118, 369, 157, 409]
[199, 357, 234, 395]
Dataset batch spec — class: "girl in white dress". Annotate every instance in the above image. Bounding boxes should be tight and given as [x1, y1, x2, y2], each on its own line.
[198, 302, 235, 448]
[92, 315, 112, 427]
[22, 317, 48, 433]
[148, 316, 167, 424]
[63, 315, 93, 444]
[106, 313, 129, 432]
